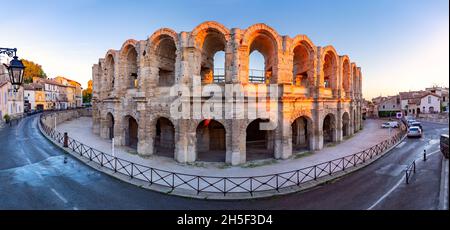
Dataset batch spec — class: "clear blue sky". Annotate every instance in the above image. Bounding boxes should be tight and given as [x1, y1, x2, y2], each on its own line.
[0, 0, 448, 99]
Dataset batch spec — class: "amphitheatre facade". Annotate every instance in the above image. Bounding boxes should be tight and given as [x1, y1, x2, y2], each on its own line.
[91, 21, 363, 166]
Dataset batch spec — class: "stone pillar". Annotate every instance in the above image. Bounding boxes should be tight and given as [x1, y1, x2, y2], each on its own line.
[229, 119, 245, 165]
[137, 111, 152, 156]
[175, 119, 194, 163]
[315, 109, 324, 150]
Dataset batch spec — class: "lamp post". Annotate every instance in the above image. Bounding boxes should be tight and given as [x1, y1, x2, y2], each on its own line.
[0, 48, 25, 92]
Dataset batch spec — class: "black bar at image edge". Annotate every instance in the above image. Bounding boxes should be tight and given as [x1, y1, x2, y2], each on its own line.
[0, 210, 448, 228]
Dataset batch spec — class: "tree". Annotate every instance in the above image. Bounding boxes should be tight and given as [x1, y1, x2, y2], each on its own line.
[21, 59, 47, 83]
[82, 88, 92, 104]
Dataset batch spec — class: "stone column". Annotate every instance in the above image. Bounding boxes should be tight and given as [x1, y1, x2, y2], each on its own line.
[175, 119, 194, 163]
[229, 119, 246, 165]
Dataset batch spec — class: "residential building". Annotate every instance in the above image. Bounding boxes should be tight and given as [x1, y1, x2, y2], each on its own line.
[0, 65, 24, 121]
[33, 77, 68, 110]
[54, 76, 83, 108]
[399, 91, 426, 116]
[377, 95, 401, 117]
[23, 82, 45, 111]
[426, 86, 449, 112]
[419, 93, 441, 114]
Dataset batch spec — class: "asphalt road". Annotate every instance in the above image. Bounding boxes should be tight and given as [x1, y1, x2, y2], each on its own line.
[0, 115, 447, 210]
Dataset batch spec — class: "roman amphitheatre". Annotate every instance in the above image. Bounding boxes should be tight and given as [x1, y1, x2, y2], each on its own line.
[91, 21, 363, 166]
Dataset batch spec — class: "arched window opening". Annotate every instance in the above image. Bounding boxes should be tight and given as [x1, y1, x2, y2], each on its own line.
[342, 60, 350, 96]
[323, 114, 336, 144]
[156, 35, 176, 87]
[124, 116, 138, 150]
[293, 44, 311, 87]
[292, 116, 312, 152]
[126, 47, 138, 89]
[106, 55, 115, 92]
[154, 117, 175, 158]
[246, 119, 275, 160]
[323, 52, 336, 89]
[196, 120, 226, 162]
[106, 113, 114, 140]
[200, 30, 227, 84]
[342, 112, 350, 137]
[248, 33, 276, 84]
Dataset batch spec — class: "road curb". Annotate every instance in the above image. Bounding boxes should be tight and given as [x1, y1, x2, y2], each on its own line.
[38, 117, 407, 200]
[439, 158, 449, 210]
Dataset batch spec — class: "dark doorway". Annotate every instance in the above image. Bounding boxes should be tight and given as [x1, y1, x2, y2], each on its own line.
[196, 120, 226, 162]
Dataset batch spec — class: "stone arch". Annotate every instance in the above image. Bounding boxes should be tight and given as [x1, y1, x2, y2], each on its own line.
[120, 41, 139, 89]
[105, 112, 114, 140]
[323, 113, 337, 144]
[352, 63, 358, 95]
[189, 21, 231, 47]
[321, 46, 339, 92]
[341, 56, 351, 97]
[246, 118, 276, 161]
[123, 115, 138, 149]
[242, 24, 282, 84]
[342, 111, 350, 137]
[291, 35, 316, 87]
[148, 30, 178, 87]
[195, 119, 227, 162]
[291, 115, 313, 152]
[154, 117, 175, 158]
[358, 67, 362, 96]
[190, 22, 231, 84]
[104, 51, 116, 94]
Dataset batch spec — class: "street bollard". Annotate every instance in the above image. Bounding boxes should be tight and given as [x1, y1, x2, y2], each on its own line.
[423, 149, 427, 161]
[63, 132, 68, 148]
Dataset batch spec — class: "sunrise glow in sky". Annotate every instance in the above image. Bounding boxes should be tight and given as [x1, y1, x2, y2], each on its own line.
[0, 0, 448, 99]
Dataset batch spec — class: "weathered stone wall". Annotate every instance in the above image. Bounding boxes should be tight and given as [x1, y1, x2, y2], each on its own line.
[92, 21, 363, 166]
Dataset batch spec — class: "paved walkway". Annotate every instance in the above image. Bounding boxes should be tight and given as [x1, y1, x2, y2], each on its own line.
[56, 118, 395, 177]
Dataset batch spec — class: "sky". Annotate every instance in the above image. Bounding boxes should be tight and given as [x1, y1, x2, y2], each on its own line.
[0, 0, 448, 99]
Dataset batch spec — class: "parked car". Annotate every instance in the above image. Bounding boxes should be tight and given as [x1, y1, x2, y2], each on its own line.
[381, 121, 399, 128]
[389, 121, 399, 128]
[410, 121, 423, 130]
[381, 122, 391, 128]
[407, 119, 416, 126]
[440, 134, 449, 159]
[407, 126, 422, 138]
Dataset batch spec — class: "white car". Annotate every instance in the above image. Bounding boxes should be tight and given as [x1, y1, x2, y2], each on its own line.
[407, 126, 422, 138]
[381, 121, 399, 128]
[381, 122, 391, 128]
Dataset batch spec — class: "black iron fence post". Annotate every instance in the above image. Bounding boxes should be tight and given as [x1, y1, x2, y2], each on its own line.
[63, 132, 68, 147]
[423, 149, 427, 161]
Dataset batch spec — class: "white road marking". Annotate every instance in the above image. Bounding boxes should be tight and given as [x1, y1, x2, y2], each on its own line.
[367, 149, 441, 210]
[367, 175, 404, 210]
[51, 188, 68, 204]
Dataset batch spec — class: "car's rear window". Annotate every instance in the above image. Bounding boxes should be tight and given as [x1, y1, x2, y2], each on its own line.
[410, 127, 419, 131]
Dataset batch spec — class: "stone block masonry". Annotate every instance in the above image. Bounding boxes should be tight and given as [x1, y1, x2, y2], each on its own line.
[91, 21, 363, 166]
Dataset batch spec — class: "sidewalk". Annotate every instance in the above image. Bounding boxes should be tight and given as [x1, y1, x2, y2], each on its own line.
[56, 118, 395, 177]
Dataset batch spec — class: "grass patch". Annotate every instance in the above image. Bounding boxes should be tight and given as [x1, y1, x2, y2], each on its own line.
[325, 142, 337, 147]
[241, 159, 277, 168]
[293, 151, 314, 159]
[186, 161, 208, 168]
[217, 163, 232, 169]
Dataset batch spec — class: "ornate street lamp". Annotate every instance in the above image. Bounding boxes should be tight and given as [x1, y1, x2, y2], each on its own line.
[0, 48, 25, 92]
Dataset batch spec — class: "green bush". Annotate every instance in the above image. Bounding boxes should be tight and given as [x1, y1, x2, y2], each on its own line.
[378, 111, 400, 118]
[3, 114, 11, 123]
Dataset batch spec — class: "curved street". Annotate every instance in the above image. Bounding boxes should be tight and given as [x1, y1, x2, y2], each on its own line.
[0, 114, 447, 210]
